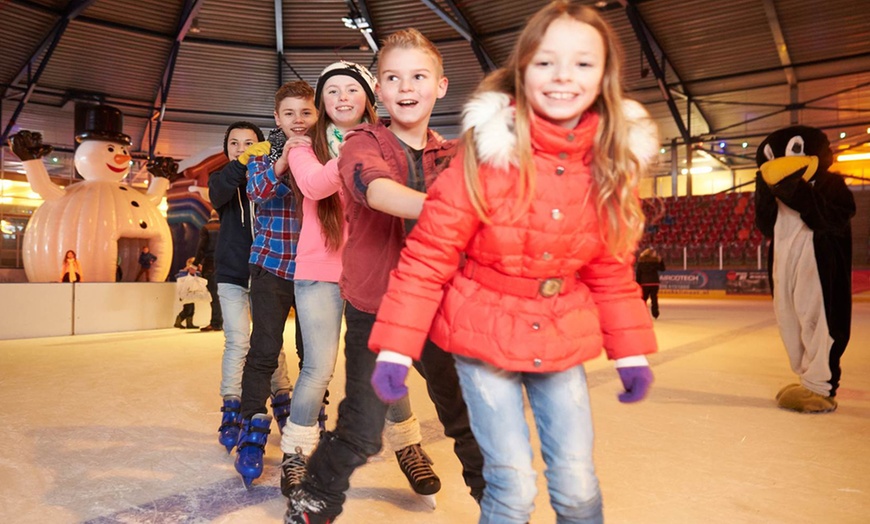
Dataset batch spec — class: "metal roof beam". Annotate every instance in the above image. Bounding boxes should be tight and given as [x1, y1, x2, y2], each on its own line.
[275, 0, 284, 86]
[619, 0, 714, 143]
[2, 0, 96, 144]
[343, 0, 380, 53]
[143, 0, 205, 157]
[419, 0, 496, 72]
[761, 0, 798, 124]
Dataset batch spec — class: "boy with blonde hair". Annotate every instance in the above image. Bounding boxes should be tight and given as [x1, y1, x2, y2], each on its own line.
[285, 29, 484, 523]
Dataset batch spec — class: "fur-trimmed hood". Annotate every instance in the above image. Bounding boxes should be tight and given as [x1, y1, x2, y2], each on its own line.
[461, 91, 659, 171]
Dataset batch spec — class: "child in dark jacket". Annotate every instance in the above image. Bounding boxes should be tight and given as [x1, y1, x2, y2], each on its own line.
[207, 121, 295, 454]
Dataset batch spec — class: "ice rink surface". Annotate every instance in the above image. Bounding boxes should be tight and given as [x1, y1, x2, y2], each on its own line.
[1, 298, 868, 523]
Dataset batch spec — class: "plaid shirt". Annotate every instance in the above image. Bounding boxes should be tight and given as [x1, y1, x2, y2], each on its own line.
[246, 155, 299, 280]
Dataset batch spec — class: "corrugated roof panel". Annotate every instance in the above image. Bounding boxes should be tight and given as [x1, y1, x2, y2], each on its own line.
[0, 3, 60, 85]
[35, 19, 170, 102]
[24, 0, 67, 9]
[150, 119, 228, 160]
[167, 41, 278, 120]
[2, 100, 76, 147]
[282, 1, 361, 49]
[282, 48, 376, 86]
[433, 40, 486, 118]
[640, 0, 783, 86]
[798, 72, 870, 129]
[776, 0, 870, 64]
[461, 0, 545, 35]
[81, 0, 180, 35]
[367, 0, 461, 42]
[191, 0, 276, 48]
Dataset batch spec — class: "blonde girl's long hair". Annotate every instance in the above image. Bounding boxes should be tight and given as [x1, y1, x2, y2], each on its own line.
[463, 0, 648, 258]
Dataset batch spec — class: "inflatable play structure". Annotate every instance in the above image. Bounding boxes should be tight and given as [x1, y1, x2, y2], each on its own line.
[9, 105, 172, 283]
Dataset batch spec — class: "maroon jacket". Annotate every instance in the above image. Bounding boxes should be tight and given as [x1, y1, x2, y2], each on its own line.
[338, 120, 456, 314]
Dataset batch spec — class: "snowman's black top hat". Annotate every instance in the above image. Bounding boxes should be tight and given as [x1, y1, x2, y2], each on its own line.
[75, 105, 132, 145]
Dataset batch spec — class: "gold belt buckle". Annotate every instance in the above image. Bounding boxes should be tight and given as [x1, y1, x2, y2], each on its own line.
[539, 278, 563, 297]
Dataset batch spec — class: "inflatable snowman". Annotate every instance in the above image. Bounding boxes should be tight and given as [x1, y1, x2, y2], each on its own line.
[9, 105, 173, 282]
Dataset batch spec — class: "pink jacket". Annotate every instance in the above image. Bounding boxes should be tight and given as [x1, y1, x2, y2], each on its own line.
[287, 145, 345, 282]
[369, 93, 659, 372]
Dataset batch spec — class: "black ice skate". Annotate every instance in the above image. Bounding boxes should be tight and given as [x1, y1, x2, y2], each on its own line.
[395, 443, 441, 509]
[280, 446, 308, 498]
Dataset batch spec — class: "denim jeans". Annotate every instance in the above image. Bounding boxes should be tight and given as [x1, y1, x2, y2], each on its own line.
[290, 280, 343, 426]
[240, 265, 299, 419]
[300, 304, 485, 517]
[217, 282, 292, 398]
[454, 355, 603, 524]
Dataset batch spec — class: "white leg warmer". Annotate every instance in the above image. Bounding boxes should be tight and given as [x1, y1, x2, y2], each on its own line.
[384, 414, 423, 452]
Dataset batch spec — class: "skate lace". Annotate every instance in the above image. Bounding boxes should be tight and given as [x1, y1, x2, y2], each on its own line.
[281, 447, 308, 487]
[396, 444, 437, 483]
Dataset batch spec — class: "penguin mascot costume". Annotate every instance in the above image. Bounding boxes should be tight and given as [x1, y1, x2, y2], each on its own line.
[754, 125, 855, 413]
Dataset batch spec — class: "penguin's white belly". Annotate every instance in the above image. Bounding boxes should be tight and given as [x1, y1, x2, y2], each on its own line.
[772, 201, 833, 380]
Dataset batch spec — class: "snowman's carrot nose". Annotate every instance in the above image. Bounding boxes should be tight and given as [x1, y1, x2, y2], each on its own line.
[114, 154, 132, 165]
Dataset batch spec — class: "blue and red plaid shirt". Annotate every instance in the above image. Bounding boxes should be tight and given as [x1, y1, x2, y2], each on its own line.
[246, 155, 299, 280]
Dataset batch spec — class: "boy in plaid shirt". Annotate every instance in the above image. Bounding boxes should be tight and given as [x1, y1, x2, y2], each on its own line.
[235, 81, 318, 487]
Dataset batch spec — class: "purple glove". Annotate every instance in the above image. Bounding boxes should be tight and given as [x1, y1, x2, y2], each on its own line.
[371, 361, 410, 403]
[617, 366, 653, 403]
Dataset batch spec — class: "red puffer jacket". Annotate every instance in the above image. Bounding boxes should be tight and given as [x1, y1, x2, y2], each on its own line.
[369, 92, 658, 372]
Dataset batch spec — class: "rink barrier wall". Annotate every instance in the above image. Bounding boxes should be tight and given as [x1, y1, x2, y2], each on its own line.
[659, 269, 870, 301]
[0, 283, 211, 339]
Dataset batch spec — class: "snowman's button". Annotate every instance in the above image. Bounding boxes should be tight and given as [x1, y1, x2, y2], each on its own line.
[139, 221, 148, 229]
[131, 201, 140, 207]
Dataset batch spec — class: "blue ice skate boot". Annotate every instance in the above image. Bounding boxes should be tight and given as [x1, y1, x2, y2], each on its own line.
[271, 389, 292, 433]
[218, 395, 242, 454]
[235, 413, 272, 488]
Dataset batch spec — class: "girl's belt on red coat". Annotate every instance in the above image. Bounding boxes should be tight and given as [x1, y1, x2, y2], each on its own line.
[462, 259, 579, 298]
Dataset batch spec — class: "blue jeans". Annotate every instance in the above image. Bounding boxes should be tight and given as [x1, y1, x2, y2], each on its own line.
[217, 282, 292, 398]
[290, 280, 343, 426]
[454, 356, 603, 524]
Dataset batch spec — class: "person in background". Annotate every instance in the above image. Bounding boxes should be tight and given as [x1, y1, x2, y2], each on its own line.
[208, 121, 296, 454]
[195, 209, 223, 331]
[368, 3, 660, 523]
[135, 245, 157, 282]
[636, 247, 665, 319]
[174, 257, 205, 329]
[60, 249, 82, 282]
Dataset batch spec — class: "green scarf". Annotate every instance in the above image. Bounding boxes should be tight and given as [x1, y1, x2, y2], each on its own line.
[327, 123, 343, 159]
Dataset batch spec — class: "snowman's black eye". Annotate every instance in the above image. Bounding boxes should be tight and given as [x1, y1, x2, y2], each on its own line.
[108, 146, 115, 153]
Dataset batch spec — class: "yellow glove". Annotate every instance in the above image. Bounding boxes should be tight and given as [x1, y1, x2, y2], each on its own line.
[237, 141, 271, 165]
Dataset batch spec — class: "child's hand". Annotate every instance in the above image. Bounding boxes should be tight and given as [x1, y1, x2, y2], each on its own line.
[371, 351, 412, 403]
[616, 365, 653, 403]
[284, 136, 312, 151]
[238, 141, 271, 165]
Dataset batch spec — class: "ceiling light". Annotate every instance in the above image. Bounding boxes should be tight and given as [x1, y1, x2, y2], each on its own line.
[742, 142, 748, 148]
[836, 152, 870, 162]
[839, 132, 847, 139]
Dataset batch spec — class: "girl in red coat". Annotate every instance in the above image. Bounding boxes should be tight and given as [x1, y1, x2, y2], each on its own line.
[369, 2, 660, 522]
